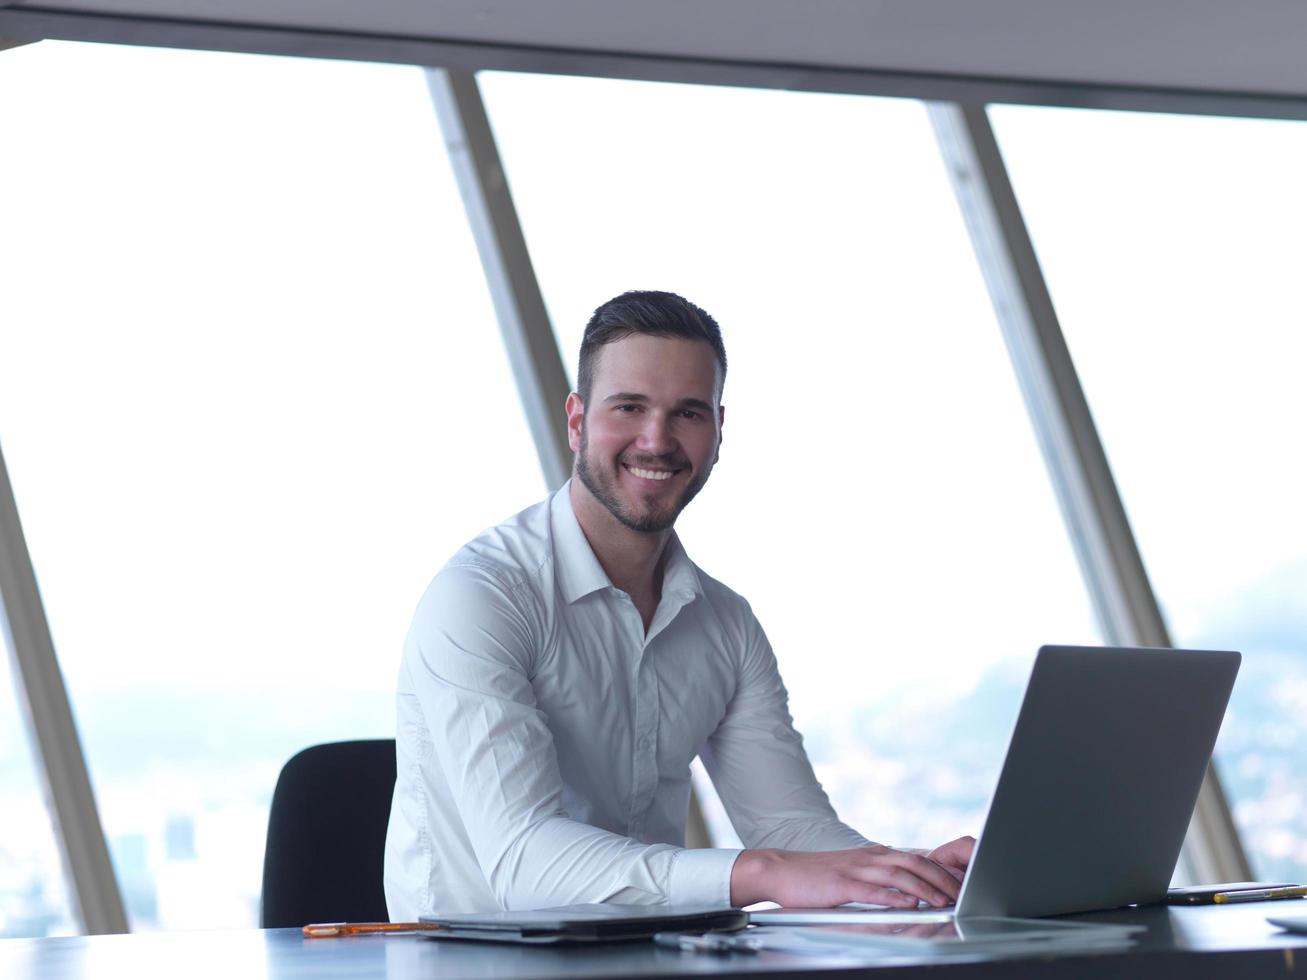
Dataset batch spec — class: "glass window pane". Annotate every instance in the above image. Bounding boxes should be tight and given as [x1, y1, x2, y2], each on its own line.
[0, 650, 78, 937]
[482, 72, 1101, 849]
[0, 41, 541, 929]
[991, 103, 1307, 880]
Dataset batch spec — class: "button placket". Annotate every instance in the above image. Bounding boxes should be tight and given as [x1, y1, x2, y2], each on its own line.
[630, 655, 661, 824]
[615, 589, 648, 825]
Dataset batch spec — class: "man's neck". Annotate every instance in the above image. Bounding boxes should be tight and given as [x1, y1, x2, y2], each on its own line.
[568, 479, 670, 608]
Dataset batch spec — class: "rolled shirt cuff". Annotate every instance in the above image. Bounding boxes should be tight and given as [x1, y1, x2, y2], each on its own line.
[667, 847, 744, 907]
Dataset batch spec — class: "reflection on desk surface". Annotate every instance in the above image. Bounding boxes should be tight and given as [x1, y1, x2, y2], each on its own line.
[813, 917, 1141, 943]
[2, 903, 1307, 980]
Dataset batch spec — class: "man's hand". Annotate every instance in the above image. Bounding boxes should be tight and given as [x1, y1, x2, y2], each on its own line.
[924, 836, 975, 883]
[729, 838, 976, 909]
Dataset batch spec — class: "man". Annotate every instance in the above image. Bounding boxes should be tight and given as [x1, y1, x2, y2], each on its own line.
[384, 290, 973, 918]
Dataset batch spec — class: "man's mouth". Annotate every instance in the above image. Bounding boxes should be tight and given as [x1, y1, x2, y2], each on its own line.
[623, 463, 682, 482]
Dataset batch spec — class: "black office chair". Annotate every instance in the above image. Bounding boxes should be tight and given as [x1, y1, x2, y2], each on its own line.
[260, 739, 397, 928]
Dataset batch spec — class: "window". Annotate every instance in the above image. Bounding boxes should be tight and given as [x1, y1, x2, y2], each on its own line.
[0, 41, 541, 930]
[481, 72, 1101, 848]
[0, 654, 78, 937]
[991, 103, 1307, 880]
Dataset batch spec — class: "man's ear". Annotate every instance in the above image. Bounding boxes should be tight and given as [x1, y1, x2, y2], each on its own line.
[714, 403, 725, 463]
[565, 392, 585, 453]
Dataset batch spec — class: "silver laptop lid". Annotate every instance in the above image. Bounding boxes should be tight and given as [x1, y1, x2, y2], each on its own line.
[955, 644, 1240, 919]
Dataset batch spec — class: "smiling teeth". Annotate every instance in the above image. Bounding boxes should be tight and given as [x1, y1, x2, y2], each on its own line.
[629, 467, 673, 481]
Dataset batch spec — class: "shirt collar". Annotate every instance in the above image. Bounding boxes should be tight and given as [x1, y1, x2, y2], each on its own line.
[658, 531, 704, 606]
[550, 482, 614, 604]
[550, 480, 704, 606]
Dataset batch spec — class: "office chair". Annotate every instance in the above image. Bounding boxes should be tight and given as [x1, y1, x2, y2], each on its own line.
[260, 739, 397, 928]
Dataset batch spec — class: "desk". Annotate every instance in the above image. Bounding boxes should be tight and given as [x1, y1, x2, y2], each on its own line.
[3, 902, 1305, 979]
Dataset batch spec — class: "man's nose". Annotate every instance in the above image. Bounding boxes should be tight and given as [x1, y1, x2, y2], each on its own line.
[635, 414, 676, 455]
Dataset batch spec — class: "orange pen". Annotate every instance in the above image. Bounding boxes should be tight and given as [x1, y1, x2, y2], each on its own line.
[302, 921, 445, 938]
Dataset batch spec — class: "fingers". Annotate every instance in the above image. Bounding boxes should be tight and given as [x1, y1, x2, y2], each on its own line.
[842, 882, 925, 909]
[843, 850, 961, 907]
[933, 856, 966, 884]
[763, 845, 973, 910]
[928, 836, 977, 878]
[885, 850, 963, 901]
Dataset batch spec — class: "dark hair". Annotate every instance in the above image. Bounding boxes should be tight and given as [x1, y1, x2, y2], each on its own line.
[577, 290, 727, 401]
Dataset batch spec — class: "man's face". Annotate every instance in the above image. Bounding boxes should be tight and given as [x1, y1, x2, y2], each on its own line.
[568, 334, 723, 534]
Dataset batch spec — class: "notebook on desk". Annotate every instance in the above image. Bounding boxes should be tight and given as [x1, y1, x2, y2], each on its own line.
[754, 645, 1241, 925]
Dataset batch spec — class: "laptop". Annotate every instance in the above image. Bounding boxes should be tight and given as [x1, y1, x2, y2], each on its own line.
[755, 644, 1241, 923]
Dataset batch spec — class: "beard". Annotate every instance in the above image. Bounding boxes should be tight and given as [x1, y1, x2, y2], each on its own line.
[575, 429, 708, 534]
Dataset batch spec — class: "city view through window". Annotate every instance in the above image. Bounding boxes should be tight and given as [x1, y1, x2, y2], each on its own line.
[0, 42, 541, 934]
[1, 45, 1304, 937]
[992, 104, 1307, 880]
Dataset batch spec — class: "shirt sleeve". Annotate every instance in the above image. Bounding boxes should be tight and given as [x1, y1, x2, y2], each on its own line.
[699, 607, 874, 852]
[407, 562, 740, 910]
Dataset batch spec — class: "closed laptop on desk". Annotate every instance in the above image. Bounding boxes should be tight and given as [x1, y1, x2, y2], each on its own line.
[419, 904, 747, 944]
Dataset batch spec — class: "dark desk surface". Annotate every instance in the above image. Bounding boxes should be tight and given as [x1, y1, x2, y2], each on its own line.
[4, 902, 1306, 979]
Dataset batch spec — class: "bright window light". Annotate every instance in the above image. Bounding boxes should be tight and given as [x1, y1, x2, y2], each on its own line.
[992, 103, 1307, 881]
[0, 40, 541, 931]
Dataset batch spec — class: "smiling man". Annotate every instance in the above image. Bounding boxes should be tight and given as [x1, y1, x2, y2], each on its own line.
[384, 290, 973, 918]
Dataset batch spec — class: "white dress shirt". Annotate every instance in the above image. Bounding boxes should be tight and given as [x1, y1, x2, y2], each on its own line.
[384, 482, 869, 918]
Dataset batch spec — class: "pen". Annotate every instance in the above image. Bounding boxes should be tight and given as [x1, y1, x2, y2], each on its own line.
[1212, 886, 1307, 905]
[302, 922, 446, 937]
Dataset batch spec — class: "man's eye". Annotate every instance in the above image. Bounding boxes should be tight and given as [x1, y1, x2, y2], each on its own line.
[616, 404, 640, 413]
[679, 410, 703, 421]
